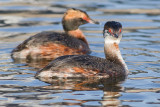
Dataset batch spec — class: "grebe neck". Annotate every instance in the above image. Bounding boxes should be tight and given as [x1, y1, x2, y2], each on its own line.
[104, 41, 128, 72]
[66, 29, 88, 45]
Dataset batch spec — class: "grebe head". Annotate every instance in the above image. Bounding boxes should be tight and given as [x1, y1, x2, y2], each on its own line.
[62, 8, 99, 31]
[103, 21, 122, 44]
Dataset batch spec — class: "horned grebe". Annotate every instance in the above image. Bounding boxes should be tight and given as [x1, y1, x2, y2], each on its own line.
[35, 21, 129, 78]
[11, 8, 99, 60]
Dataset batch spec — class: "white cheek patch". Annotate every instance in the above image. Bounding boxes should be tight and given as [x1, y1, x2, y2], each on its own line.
[104, 36, 121, 45]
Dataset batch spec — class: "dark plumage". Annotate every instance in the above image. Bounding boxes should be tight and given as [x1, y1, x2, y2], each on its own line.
[104, 21, 122, 31]
[36, 55, 126, 78]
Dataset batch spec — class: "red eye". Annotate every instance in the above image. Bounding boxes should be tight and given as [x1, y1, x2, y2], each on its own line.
[119, 29, 122, 33]
[83, 16, 89, 22]
[109, 29, 112, 33]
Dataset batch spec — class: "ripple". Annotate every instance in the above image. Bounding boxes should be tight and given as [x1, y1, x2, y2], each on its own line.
[0, 0, 160, 106]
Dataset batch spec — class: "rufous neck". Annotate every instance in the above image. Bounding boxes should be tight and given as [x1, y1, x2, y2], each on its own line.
[66, 29, 88, 45]
[104, 42, 128, 72]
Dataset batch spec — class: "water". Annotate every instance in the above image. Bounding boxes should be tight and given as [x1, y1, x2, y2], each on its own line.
[0, 0, 160, 106]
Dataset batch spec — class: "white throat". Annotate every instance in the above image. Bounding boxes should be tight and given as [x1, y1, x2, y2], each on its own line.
[104, 36, 129, 73]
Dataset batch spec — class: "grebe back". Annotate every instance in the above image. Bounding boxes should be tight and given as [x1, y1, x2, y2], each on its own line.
[11, 8, 99, 60]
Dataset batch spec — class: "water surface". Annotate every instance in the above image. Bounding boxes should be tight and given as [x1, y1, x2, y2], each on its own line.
[0, 0, 160, 106]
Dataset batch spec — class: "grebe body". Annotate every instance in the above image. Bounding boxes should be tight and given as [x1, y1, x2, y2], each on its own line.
[35, 21, 129, 78]
[11, 8, 99, 60]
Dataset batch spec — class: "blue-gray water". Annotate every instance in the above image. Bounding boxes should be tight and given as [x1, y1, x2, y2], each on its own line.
[0, 0, 160, 106]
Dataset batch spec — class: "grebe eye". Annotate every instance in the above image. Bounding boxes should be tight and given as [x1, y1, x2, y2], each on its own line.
[109, 29, 112, 33]
[83, 16, 88, 22]
[119, 29, 122, 33]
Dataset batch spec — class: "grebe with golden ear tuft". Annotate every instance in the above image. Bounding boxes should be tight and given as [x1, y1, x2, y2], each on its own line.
[11, 8, 99, 60]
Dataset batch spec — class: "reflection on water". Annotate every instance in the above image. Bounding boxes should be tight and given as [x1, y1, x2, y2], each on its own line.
[0, 0, 160, 106]
[38, 77, 125, 106]
[13, 58, 53, 69]
[37, 76, 126, 90]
